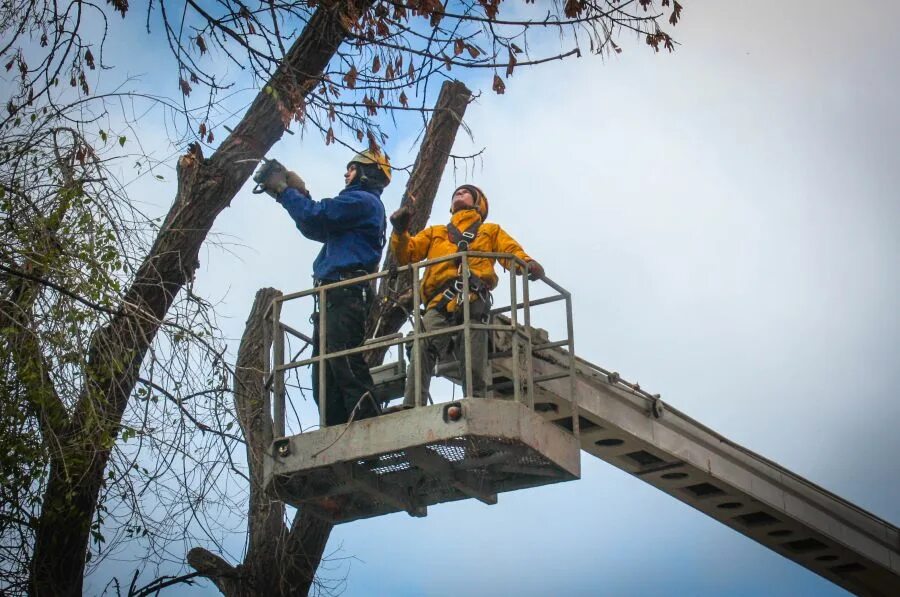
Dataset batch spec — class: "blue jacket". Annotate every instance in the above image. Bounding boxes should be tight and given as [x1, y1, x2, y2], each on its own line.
[277, 183, 386, 281]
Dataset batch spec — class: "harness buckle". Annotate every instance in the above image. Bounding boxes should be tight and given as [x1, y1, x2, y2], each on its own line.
[457, 240, 469, 251]
[462, 231, 475, 240]
[442, 288, 456, 302]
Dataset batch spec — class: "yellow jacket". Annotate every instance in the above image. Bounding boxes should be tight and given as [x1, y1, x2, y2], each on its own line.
[391, 209, 532, 312]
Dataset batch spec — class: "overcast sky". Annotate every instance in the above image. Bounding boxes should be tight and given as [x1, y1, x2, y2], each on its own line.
[82, 1, 900, 595]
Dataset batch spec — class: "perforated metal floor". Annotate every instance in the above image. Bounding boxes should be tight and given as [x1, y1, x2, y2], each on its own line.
[264, 400, 581, 524]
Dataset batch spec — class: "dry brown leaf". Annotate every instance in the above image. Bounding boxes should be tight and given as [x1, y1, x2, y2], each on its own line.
[343, 65, 358, 89]
[669, 1, 683, 25]
[492, 74, 506, 94]
[506, 48, 517, 77]
[564, 0, 585, 18]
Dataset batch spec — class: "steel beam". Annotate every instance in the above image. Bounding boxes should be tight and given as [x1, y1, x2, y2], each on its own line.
[490, 347, 900, 596]
[405, 446, 497, 505]
[333, 462, 426, 518]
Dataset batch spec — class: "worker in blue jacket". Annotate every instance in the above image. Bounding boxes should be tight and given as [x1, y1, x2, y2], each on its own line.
[259, 150, 391, 426]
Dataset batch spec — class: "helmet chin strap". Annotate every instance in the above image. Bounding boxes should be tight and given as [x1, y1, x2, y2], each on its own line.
[347, 162, 387, 189]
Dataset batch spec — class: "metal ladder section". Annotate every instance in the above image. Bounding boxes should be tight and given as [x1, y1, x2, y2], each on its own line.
[488, 333, 900, 596]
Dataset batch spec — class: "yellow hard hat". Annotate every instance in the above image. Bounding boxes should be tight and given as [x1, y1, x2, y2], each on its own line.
[453, 184, 489, 219]
[349, 149, 392, 186]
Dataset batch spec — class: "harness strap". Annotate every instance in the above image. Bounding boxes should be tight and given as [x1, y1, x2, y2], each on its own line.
[430, 275, 491, 320]
[428, 218, 489, 318]
[446, 219, 481, 252]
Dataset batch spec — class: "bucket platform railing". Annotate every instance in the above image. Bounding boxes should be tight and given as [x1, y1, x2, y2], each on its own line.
[264, 251, 578, 433]
[261, 252, 583, 523]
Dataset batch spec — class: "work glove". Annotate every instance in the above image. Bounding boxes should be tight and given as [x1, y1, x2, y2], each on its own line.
[262, 168, 288, 199]
[285, 170, 308, 194]
[526, 260, 545, 281]
[263, 169, 307, 200]
[389, 204, 414, 233]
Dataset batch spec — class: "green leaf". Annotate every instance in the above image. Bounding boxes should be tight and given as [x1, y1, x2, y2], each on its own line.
[99, 129, 107, 142]
[118, 136, 126, 147]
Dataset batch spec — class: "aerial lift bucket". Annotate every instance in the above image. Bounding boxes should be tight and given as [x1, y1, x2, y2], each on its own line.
[262, 252, 582, 523]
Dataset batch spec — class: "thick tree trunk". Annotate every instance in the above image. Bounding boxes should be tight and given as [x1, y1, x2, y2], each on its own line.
[27, 3, 372, 595]
[188, 288, 331, 596]
[188, 288, 285, 595]
[235, 291, 284, 593]
[365, 79, 472, 366]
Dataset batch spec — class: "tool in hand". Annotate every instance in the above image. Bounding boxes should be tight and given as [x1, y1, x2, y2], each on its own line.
[249, 158, 287, 194]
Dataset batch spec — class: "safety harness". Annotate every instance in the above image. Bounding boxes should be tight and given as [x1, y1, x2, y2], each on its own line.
[430, 218, 492, 319]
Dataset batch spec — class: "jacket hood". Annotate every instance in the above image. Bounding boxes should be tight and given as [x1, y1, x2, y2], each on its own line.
[345, 181, 384, 197]
[449, 207, 484, 229]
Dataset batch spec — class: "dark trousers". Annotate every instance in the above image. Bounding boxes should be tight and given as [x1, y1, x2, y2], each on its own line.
[403, 297, 491, 407]
[311, 285, 378, 426]
[403, 305, 489, 406]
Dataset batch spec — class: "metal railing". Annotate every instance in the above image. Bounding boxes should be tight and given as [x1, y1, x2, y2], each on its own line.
[264, 251, 579, 437]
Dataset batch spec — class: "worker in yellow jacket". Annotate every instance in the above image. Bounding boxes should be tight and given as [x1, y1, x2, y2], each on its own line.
[389, 184, 544, 406]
